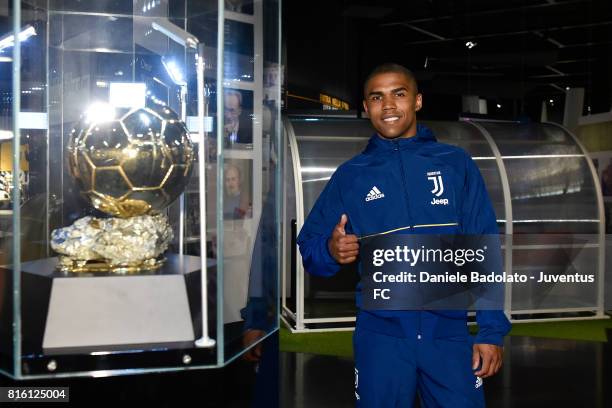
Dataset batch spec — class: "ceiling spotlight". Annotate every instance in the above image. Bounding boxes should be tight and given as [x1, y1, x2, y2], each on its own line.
[565, 86, 570, 91]
[465, 41, 477, 49]
[549, 99, 554, 103]
[496, 104, 502, 109]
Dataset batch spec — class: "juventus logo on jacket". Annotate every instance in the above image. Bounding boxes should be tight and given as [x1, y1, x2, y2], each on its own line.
[427, 171, 449, 205]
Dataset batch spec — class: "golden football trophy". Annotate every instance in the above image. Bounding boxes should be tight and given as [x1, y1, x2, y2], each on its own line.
[51, 101, 194, 273]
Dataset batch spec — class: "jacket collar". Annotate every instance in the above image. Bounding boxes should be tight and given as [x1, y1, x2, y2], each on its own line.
[364, 123, 436, 153]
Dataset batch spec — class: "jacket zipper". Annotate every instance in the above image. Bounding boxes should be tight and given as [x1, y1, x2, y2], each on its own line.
[394, 141, 413, 227]
[394, 141, 422, 340]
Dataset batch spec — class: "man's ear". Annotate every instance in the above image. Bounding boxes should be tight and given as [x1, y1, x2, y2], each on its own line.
[362, 100, 368, 114]
[415, 93, 423, 111]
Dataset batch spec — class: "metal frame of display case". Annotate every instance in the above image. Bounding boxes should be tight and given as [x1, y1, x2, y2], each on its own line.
[281, 115, 608, 332]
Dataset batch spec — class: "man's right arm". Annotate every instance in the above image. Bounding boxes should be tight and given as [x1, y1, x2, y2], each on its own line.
[297, 173, 356, 277]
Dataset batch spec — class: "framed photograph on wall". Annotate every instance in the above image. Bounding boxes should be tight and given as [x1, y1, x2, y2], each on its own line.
[223, 158, 252, 220]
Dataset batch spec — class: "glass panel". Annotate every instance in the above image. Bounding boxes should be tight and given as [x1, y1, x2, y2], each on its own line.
[293, 121, 370, 225]
[0, 0, 17, 377]
[505, 157, 598, 226]
[50, 14, 134, 53]
[480, 122, 582, 157]
[298, 138, 368, 216]
[476, 159, 505, 223]
[221, 0, 281, 364]
[293, 126, 373, 321]
[510, 235, 599, 311]
[423, 120, 495, 158]
[1, 0, 281, 378]
[45, 3, 214, 374]
[303, 266, 358, 320]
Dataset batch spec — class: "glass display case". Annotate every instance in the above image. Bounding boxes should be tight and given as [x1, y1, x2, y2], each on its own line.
[1, 0, 281, 378]
[282, 116, 605, 331]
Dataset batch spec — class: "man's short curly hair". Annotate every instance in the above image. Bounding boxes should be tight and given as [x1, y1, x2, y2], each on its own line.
[363, 63, 419, 98]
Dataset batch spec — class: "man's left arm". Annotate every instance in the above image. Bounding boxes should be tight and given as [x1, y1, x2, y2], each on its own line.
[461, 153, 512, 377]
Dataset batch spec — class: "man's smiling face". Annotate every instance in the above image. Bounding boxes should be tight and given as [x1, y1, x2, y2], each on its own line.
[363, 72, 422, 139]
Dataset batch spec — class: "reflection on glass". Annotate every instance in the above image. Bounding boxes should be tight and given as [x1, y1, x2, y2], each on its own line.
[0, 24, 36, 52]
[224, 162, 251, 219]
[225, 0, 254, 15]
[224, 20, 254, 82]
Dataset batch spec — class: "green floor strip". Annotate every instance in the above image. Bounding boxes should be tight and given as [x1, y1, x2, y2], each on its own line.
[280, 318, 612, 358]
[280, 327, 354, 358]
[508, 319, 612, 342]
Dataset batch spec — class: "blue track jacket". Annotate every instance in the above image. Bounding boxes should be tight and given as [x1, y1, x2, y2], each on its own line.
[297, 124, 511, 345]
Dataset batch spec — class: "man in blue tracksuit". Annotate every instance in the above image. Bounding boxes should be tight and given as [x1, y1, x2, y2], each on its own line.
[297, 63, 511, 407]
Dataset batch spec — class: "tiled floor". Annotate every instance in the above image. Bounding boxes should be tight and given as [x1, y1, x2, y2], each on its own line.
[1, 332, 610, 407]
[280, 334, 612, 408]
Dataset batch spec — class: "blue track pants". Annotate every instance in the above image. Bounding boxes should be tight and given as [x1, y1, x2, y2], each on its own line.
[353, 326, 485, 407]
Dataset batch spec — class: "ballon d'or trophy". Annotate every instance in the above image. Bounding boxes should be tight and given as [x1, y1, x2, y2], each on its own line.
[51, 102, 194, 273]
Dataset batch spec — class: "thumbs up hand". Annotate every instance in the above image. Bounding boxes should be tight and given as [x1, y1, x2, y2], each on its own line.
[328, 214, 359, 264]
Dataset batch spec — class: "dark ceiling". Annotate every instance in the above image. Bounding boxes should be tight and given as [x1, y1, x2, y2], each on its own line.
[285, 0, 612, 120]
